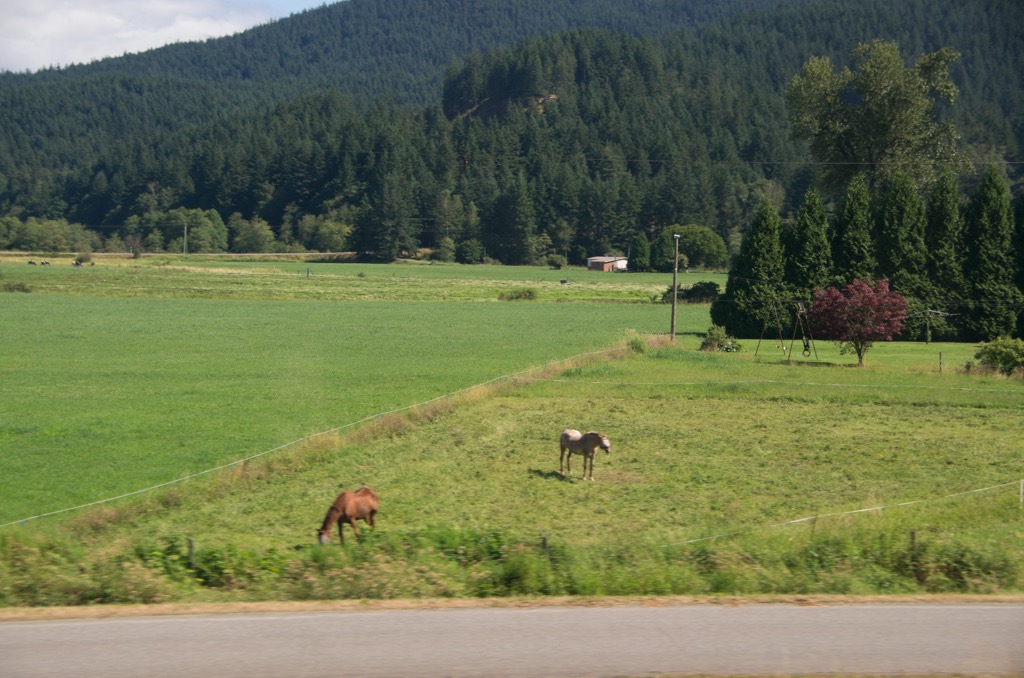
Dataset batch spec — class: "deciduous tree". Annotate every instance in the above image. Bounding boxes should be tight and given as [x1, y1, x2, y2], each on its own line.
[677, 223, 728, 269]
[809, 278, 908, 366]
[787, 40, 966, 193]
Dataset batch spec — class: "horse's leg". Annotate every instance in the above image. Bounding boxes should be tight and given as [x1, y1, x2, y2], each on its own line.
[368, 510, 376, 529]
[337, 520, 345, 545]
[586, 453, 594, 480]
[350, 518, 361, 541]
[559, 446, 566, 475]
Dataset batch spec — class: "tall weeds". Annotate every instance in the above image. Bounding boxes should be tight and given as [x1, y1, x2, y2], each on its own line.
[3, 521, 1019, 606]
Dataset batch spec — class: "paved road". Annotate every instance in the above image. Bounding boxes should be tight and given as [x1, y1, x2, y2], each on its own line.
[3, 603, 1022, 677]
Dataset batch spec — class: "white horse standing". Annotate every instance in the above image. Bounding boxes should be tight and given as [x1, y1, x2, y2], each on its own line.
[559, 429, 611, 480]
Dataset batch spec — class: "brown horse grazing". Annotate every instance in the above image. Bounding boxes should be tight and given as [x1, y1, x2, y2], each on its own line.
[317, 487, 379, 544]
[559, 429, 611, 480]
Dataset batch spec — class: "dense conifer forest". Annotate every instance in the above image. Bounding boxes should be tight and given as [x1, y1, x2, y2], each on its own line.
[2, 0, 1023, 340]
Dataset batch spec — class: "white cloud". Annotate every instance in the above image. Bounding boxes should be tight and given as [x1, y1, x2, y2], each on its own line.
[0, 1, 306, 72]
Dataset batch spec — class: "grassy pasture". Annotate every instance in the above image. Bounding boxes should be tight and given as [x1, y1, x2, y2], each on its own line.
[0, 342, 1016, 604]
[2, 255, 1023, 605]
[0, 253, 721, 303]
[1, 294, 702, 525]
[100, 344, 1024, 550]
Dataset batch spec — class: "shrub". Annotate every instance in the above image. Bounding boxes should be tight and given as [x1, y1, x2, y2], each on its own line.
[974, 337, 1024, 376]
[684, 281, 721, 303]
[430, 237, 456, 262]
[627, 334, 648, 354]
[661, 281, 721, 304]
[546, 254, 567, 269]
[700, 325, 740, 352]
[498, 288, 538, 301]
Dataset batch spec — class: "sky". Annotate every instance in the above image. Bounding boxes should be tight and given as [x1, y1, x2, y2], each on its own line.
[0, 0, 328, 73]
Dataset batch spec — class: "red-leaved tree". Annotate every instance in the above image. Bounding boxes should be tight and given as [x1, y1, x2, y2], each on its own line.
[809, 278, 908, 366]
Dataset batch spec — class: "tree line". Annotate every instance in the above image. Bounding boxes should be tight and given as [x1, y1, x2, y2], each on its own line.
[2, 11, 1021, 261]
[711, 165, 1023, 342]
[710, 38, 1023, 342]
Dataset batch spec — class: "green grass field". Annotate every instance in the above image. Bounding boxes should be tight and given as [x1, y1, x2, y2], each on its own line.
[1, 293, 707, 525]
[2, 255, 1022, 606]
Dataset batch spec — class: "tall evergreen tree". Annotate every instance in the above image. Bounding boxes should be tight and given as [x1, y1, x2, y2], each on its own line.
[923, 167, 967, 339]
[876, 172, 930, 296]
[1016, 198, 1024, 337]
[483, 173, 537, 265]
[961, 166, 1022, 340]
[783, 189, 832, 300]
[710, 199, 786, 338]
[649, 227, 679, 273]
[352, 172, 418, 261]
[876, 172, 935, 339]
[628, 231, 651, 272]
[831, 173, 876, 285]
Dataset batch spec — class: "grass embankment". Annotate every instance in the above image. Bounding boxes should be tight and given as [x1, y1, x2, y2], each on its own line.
[3, 342, 1022, 606]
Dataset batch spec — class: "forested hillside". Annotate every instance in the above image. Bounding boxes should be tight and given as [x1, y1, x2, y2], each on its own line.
[0, 0, 774, 212]
[0, 0, 1021, 271]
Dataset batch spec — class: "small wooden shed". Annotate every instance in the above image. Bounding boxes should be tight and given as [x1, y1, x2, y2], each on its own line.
[586, 256, 628, 272]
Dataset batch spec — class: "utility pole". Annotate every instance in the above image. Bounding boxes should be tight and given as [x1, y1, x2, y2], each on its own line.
[911, 309, 956, 344]
[183, 222, 188, 255]
[670, 233, 680, 342]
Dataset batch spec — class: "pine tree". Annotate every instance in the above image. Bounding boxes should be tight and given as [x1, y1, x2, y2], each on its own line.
[710, 199, 786, 338]
[629, 231, 651, 272]
[649, 228, 679, 273]
[1016, 199, 1024, 336]
[962, 166, 1022, 340]
[831, 174, 876, 285]
[876, 172, 937, 339]
[876, 172, 932, 302]
[352, 172, 418, 261]
[923, 167, 967, 339]
[483, 173, 538, 265]
[783, 189, 832, 300]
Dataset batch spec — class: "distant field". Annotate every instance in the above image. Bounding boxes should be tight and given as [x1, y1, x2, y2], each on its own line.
[0, 253, 725, 303]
